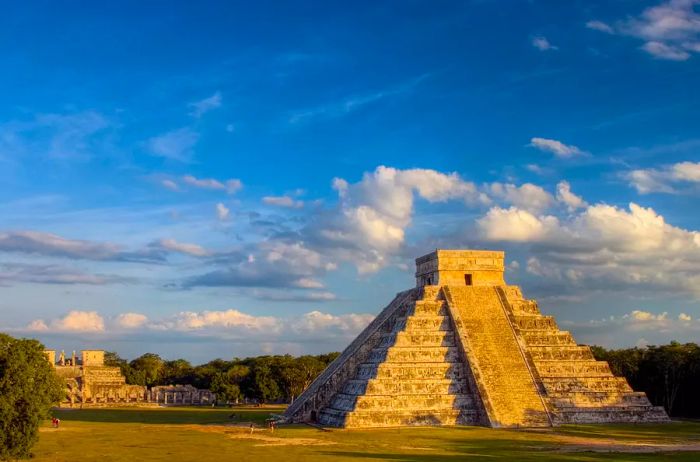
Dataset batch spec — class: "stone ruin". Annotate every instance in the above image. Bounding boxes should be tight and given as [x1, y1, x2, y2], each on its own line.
[45, 349, 215, 407]
[284, 249, 670, 428]
[148, 385, 216, 405]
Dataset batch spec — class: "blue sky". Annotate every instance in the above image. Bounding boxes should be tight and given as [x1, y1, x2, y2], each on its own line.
[1, 1, 700, 362]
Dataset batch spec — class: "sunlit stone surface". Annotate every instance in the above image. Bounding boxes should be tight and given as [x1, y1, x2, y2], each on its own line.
[284, 249, 669, 428]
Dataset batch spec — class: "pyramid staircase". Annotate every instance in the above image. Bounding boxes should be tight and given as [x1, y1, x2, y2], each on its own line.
[317, 287, 481, 427]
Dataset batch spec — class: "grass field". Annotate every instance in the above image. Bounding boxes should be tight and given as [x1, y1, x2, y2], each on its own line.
[31, 407, 700, 461]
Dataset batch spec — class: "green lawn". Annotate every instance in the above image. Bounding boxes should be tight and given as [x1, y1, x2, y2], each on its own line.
[31, 407, 700, 461]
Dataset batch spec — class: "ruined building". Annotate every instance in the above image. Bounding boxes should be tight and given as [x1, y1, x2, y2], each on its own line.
[45, 349, 215, 407]
[45, 350, 147, 406]
[284, 250, 669, 428]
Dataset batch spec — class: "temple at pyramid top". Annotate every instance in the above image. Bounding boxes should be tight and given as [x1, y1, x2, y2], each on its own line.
[415, 249, 505, 287]
[284, 249, 669, 428]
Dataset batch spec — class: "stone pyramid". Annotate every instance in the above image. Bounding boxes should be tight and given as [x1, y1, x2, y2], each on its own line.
[284, 250, 669, 428]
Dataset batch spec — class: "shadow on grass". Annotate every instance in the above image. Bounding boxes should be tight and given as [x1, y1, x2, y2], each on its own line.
[317, 424, 700, 462]
[551, 422, 700, 442]
[318, 450, 700, 462]
[52, 407, 284, 425]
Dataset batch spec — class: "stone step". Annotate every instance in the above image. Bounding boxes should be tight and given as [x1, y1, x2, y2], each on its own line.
[550, 406, 670, 424]
[521, 331, 577, 346]
[393, 316, 452, 332]
[420, 286, 442, 301]
[342, 378, 469, 396]
[535, 360, 613, 377]
[527, 346, 594, 361]
[379, 331, 456, 348]
[509, 300, 541, 315]
[542, 376, 632, 393]
[329, 392, 476, 412]
[514, 315, 558, 331]
[356, 362, 467, 380]
[410, 301, 448, 316]
[366, 346, 460, 363]
[548, 391, 652, 408]
[318, 407, 479, 428]
[502, 285, 524, 298]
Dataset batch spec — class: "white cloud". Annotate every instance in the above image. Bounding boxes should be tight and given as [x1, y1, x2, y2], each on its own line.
[627, 169, 676, 194]
[488, 182, 554, 212]
[641, 40, 691, 60]
[19, 308, 375, 352]
[216, 202, 230, 221]
[263, 195, 304, 208]
[160, 309, 279, 331]
[291, 311, 375, 335]
[294, 277, 324, 289]
[673, 161, 700, 180]
[477, 207, 558, 242]
[679, 312, 693, 321]
[157, 238, 210, 257]
[532, 36, 558, 51]
[627, 161, 700, 193]
[589, 1, 700, 61]
[586, 20, 615, 34]
[179, 175, 242, 194]
[556, 181, 588, 211]
[626, 309, 669, 322]
[183, 174, 225, 190]
[115, 312, 148, 329]
[479, 198, 700, 297]
[189, 92, 222, 118]
[38, 310, 106, 332]
[225, 179, 243, 194]
[316, 166, 486, 273]
[146, 128, 199, 162]
[26, 319, 48, 331]
[161, 179, 179, 191]
[530, 137, 584, 158]
[526, 164, 549, 175]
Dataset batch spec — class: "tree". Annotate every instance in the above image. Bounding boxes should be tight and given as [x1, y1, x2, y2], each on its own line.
[129, 353, 164, 387]
[246, 357, 282, 403]
[210, 365, 249, 404]
[276, 355, 325, 402]
[162, 359, 194, 385]
[0, 333, 64, 460]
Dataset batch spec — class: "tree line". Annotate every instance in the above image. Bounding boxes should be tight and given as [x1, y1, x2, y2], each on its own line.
[108, 342, 700, 417]
[591, 341, 700, 417]
[105, 351, 340, 404]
